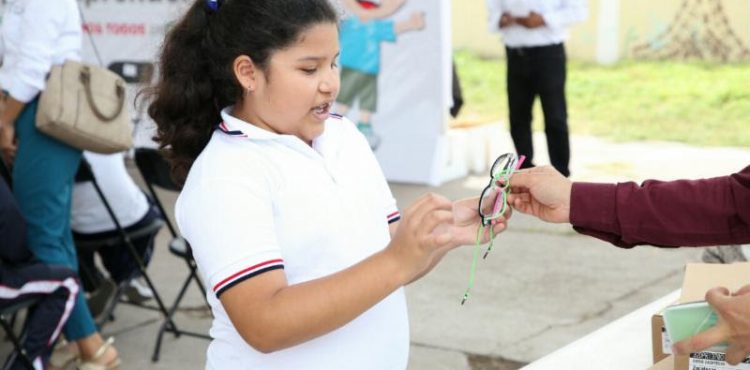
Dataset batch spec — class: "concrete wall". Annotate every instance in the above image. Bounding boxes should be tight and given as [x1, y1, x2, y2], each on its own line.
[453, 0, 750, 63]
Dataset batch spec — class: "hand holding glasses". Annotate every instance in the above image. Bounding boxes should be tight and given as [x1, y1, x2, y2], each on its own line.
[461, 153, 525, 305]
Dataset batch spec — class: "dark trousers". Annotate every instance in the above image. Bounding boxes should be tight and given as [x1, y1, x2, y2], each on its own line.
[0, 264, 79, 370]
[75, 204, 161, 291]
[506, 43, 570, 177]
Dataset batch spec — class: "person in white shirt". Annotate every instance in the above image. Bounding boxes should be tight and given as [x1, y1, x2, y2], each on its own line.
[146, 0, 509, 368]
[0, 0, 120, 368]
[486, 0, 588, 177]
[71, 152, 159, 310]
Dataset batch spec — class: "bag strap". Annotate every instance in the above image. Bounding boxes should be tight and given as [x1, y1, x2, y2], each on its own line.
[79, 65, 126, 122]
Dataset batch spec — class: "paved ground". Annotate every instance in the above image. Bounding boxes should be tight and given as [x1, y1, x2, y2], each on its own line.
[3, 130, 749, 369]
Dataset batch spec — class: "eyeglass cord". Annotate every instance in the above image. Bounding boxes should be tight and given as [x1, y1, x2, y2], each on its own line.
[461, 224, 495, 305]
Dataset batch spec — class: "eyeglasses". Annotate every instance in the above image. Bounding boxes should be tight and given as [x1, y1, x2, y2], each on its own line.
[461, 153, 525, 305]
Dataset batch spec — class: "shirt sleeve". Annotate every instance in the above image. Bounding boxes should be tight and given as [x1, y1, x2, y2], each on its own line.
[177, 178, 283, 298]
[485, 0, 504, 34]
[377, 20, 397, 43]
[541, 0, 588, 31]
[570, 165, 750, 248]
[4, 0, 70, 102]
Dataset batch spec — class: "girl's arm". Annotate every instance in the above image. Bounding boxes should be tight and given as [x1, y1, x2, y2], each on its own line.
[220, 193, 456, 353]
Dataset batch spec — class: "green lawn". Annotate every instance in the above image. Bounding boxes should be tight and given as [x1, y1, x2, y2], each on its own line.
[453, 50, 750, 148]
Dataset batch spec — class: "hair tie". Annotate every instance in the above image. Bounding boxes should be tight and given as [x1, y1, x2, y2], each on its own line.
[206, 0, 222, 12]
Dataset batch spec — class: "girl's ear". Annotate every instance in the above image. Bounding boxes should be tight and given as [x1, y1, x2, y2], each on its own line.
[233, 55, 258, 91]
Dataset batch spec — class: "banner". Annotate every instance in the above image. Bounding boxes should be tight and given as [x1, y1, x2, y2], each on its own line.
[1, 0, 454, 184]
[76, 0, 191, 148]
[336, 0, 453, 185]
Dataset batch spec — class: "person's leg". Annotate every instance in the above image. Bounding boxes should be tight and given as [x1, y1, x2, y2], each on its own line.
[536, 44, 570, 177]
[335, 67, 359, 117]
[10, 101, 117, 365]
[96, 205, 160, 284]
[356, 73, 381, 149]
[76, 247, 104, 293]
[0, 264, 79, 370]
[13, 107, 93, 342]
[506, 47, 536, 168]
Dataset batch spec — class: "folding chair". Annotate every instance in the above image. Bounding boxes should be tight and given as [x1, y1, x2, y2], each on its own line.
[0, 297, 40, 370]
[72, 159, 177, 330]
[133, 148, 210, 362]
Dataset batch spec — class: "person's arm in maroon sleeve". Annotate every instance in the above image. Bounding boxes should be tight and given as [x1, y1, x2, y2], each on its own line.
[508, 165, 750, 248]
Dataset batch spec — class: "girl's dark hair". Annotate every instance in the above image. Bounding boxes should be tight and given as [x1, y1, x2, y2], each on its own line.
[145, 0, 338, 184]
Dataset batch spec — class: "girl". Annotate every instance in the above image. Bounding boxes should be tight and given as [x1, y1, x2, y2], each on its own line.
[147, 0, 507, 368]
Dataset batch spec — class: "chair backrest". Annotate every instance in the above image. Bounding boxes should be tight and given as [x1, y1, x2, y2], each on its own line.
[74, 157, 95, 184]
[134, 148, 180, 237]
[134, 148, 181, 192]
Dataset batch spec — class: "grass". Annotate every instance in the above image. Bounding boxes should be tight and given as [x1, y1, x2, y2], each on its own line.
[452, 50, 750, 148]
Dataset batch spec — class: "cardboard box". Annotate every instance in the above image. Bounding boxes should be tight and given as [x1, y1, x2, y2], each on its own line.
[664, 263, 750, 370]
[649, 355, 674, 370]
[651, 309, 672, 364]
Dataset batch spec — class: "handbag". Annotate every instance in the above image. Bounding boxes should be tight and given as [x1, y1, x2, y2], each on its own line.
[35, 60, 133, 153]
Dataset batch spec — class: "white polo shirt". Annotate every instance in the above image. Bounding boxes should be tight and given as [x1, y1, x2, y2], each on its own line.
[176, 109, 409, 370]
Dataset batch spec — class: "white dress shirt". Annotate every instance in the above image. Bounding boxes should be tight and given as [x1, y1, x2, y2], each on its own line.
[0, 0, 81, 103]
[486, 0, 588, 48]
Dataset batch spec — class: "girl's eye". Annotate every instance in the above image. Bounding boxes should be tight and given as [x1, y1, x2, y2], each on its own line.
[302, 68, 317, 74]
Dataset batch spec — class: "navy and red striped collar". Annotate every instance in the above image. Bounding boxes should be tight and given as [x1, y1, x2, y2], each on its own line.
[216, 107, 344, 141]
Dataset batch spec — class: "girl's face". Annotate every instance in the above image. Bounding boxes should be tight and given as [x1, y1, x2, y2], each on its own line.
[238, 23, 340, 145]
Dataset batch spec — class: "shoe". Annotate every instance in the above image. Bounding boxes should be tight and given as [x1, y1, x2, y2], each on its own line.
[77, 337, 121, 370]
[123, 277, 153, 304]
[48, 339, 79, 370]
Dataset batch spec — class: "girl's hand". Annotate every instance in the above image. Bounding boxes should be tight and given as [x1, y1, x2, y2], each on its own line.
[386, 193, 456, 283]
[452, 196, 510, 245]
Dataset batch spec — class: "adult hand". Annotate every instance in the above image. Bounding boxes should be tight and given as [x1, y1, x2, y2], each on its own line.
[499, 12, 514, 28]
[673, 286, 750, 365]
[0, 123, 17, 167]
[516, 11, 546, 28]
[506, 166, 572, 223]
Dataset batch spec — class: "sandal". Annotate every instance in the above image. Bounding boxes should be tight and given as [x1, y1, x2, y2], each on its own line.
[48, 339, 79, 370]
[77, 337, 121, 370]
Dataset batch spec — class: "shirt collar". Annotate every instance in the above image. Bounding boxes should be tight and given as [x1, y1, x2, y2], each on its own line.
[219, 107, 278, 141]
[218, 107, 340, 160]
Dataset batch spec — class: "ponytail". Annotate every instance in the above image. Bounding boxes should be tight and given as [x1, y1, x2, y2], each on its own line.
[146, 1, 222, 184]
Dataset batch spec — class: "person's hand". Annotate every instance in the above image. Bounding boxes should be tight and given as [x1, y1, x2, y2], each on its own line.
[499, 12, 514, 28]
[673, 286, 750, 365]
[516, 11, 546, 28]
[506, 166, 572, 223]
[0, 123, 17, 167]
[452, 195, 510, 245]
[385, 193, 458, 282]
[407, 11, 426, 31]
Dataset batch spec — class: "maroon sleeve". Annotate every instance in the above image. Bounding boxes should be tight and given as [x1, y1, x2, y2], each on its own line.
[569, 165, 750, 249]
